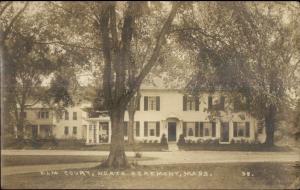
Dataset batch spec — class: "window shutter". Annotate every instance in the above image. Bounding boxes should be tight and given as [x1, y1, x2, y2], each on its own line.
[144, 96, 148, 111]
[156, 122, 160, 137]
[212, 122, 216, 137]
[144, 122, 148, 137]
[124, 122, 128, 136]
[136, 97, 140, 111]
[195, 122, 199, 137]
[135, 121, 140, 137]
[195, 96, 199, 111]
[183, 96, 187, 111]
[156, 96, 160, 111]
[220, 96, 225, 110]
[200, 122, 204, 137]
[208, 96, 212, 110]
[183, 122, 187, 137]
[245, 122, 250, 137]
[233, 122, 238, 137]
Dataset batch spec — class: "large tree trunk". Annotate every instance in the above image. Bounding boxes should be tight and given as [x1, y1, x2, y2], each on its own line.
[101, 108, 129, 168]
[128, 112, 135, 144]
[264, 105, 276, 146]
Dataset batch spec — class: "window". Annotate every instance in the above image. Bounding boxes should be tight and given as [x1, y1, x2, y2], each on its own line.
[233, 122, 250, 137]
[73, 127, 77, 135]
[208, 96, 225, 110]
[39, 111, 49, 119]
[187, 122, 195, 136]
[73, 112, 77, 120]
[183, 96, 199, 111]
[257, 121, 264, 134]
[64, 127, 69, 135]
[65, 111, 69, 120]
[234, 96, 249, 111]
[198, 122, 216, 137]
[144, 96, 160, 111]
[144, 121, 160, 137]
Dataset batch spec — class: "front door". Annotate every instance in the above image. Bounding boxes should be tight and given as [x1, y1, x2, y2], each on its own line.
[220, 122, 229, 142]
[168, 122, 176, 142]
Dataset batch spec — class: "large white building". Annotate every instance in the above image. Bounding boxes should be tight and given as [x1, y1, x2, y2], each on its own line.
[21, 88, 266, 144]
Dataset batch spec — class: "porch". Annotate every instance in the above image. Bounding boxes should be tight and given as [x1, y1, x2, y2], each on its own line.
[24, 125, 54, 139]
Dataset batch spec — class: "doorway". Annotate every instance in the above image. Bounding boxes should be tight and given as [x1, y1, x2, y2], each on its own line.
[220, 122, 229, 143]
[168, 122, 176, 142]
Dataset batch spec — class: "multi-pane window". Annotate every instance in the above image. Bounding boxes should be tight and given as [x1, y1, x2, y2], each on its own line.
[234, 96, 249, 111]
[144, 121, 160, 137]
[148, 97, 157, 110]
[187, 122, 195, 136]
[73, 112, 77, 120]
[203, 122, 213, 136]
[233, 122, 250, 137]
[208, 96, 225, 110]
[64, 126, 69, 135]
[39, 111, 49, 119]
[144, 96, 160, 111]
[65, 111, 69, 120]
[73, 127, 77, 135]
[183, 96, 199, 111]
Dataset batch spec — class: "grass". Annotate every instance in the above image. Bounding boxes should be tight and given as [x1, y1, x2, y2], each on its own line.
[177, 143, 292, 152]
[2, 155, 154, 167]
[2, 162, 299, 189]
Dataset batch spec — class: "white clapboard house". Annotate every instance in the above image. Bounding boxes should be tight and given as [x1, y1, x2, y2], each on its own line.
[20, 88, 266, 144]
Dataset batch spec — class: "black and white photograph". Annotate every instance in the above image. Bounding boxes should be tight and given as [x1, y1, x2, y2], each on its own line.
[1, 1, 300, 189]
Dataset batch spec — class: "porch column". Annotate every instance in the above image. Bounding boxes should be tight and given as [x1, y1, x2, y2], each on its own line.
[96, 122, 99, 144]
[86, 124, 90, 144]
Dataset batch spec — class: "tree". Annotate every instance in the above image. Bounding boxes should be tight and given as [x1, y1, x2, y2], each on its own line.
[174, 2, 300, 146]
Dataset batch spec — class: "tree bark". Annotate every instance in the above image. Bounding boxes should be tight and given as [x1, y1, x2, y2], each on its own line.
[101, 108, 129, 168]
[264, 105, 276, 146]
[128, 112, 135, 144]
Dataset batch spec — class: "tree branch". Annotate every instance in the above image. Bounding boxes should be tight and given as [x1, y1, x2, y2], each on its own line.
[0, 1, 13, 16]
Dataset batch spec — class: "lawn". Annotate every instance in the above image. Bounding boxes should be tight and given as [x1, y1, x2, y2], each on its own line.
[2, 162, 299, 189]
[2, 155, 154, 167]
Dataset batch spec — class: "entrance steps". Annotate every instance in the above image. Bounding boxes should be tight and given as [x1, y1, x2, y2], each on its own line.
[168, 142, 179, 151]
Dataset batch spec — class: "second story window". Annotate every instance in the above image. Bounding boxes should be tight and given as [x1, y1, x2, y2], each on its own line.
[39, 111, 49, 119]
[65, 111, 69, 120]
[183, 96, 199, 111]
[73, 112, 77, 120]
[208, 96, 225, 111]
[144, 96, 160, 111]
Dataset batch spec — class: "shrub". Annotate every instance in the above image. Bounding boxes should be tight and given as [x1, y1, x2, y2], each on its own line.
[154, 140, 158, 144]
[230, 139, 235, 144]
[177, 134, 186, 145]
[143, 139, 148, 144]
[149, 140, 152, 143]
[160, 134, 168, 146]
[197, 139, 203, 144]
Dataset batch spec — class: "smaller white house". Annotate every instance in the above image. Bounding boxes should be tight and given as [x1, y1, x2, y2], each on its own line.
[20, 88, 266, 145]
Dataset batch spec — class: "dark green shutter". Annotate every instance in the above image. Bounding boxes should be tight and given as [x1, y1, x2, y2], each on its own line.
[245, 122, 250, 137]
[144, 122, 148, 137]
[144, 96, 148, 111]
[195, 96, 199, 111]
[156, 122, 160, 137]
[183, 96, 187, 111]
[183, 122, 187, 137]
[156, 96, 160, 111]
[212, 122, 216, 137]
[200, 122, 204, 137]
[195, 122, 199, 137]
[208, 96, 212, 110]
[220, 96, 225, 110]
[135, 121, 140, 137]
[124, 122, 128, 136]
[233, 122, 238, 137]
